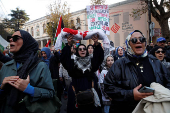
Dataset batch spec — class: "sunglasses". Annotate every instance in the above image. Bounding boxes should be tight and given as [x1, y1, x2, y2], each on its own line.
[129, 37, 146, 44]
[155, 50, 165, 54]
[78, 48, 86, 51]
[7, 35, 22, 42]
[158, 41, 166, 43]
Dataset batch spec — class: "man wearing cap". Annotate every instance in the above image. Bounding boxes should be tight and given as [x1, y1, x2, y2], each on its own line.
[157, 37, 170, 62]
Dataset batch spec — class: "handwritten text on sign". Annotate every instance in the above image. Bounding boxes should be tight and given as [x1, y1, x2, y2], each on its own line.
[86, 5, 110, 35]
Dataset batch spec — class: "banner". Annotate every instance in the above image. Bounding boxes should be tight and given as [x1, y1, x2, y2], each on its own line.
[86, 5, 110, 35]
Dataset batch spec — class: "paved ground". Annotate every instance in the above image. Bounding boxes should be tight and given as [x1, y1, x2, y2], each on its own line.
[60, 94, 68, 113]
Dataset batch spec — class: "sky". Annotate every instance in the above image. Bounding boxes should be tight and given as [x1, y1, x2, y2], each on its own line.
[0, 0, 126, 22]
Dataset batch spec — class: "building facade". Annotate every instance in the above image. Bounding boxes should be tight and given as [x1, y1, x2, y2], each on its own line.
[22, 16, 50, 49]
[23, 0, 161, 48]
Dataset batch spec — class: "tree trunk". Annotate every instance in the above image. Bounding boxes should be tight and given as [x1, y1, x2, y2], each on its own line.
[159, 19, 170, 40]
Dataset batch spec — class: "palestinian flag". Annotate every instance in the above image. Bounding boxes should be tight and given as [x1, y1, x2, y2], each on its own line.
[45, 39, 51, 47]
[55, 16, 65, 49]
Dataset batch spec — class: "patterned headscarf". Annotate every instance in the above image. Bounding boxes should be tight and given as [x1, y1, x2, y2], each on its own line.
[125, 30, 148, 58]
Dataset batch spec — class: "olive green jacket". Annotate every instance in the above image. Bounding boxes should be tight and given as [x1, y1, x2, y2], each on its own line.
[0, 59, 55, 102]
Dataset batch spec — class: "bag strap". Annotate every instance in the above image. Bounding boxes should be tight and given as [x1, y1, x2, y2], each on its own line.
[72, 80, 94, 94]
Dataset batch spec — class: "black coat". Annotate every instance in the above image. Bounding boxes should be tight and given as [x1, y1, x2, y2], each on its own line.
[104, 54, 170, 113]
[61, 44, 104, 113]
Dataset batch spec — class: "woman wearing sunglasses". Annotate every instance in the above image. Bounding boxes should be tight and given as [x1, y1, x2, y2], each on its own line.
[60, 34, 104, 113]
[104, 30, 170, 113]
[0, 30, 54, 113]
[150, 46, 170, 71]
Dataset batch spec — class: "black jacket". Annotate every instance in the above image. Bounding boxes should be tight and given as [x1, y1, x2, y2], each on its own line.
[61, 44, 104, 113]
[104, 54, 170, 113]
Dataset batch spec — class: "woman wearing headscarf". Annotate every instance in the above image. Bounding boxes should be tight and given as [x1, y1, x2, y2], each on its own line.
[103, 30, 170, 113]
[61, 34, 104, 113]
[99, 55, 114, 113]
[0, 30, 54, 113]
[114, 46, 125, 61]
[87, 44, 94, 56]
[41, 47, 52, 67]
[150, 46, 170, 71]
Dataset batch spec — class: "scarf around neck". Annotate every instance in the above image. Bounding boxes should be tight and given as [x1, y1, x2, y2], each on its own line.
[74, 55, 93, 73]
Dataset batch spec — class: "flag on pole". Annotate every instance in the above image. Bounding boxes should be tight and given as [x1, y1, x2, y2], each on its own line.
[55, 16, 65, 49]
[45, 39, 51, 47]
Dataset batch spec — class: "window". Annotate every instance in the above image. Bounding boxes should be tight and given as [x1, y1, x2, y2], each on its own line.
[76, 18, 81, 29]
[36, 25, 40, 36]
[31, 27, 34, 36]
[43, 24, 46, 33]
[133, 11, 140, 21]
[114, 33, 120, 47]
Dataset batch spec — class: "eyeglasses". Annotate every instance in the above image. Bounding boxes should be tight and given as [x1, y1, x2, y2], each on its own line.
[78, 48, 86, 51]
[7, 35, 22, 42]
[155, 50, 165, 54]
[129, 37, 146, 44]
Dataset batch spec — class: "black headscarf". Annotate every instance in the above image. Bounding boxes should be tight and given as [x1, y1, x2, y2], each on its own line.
[7, 30, 39, 107]
[86, 44, 94, 55]
[76, 44, 89, 57]
[149, 46, 164, 57]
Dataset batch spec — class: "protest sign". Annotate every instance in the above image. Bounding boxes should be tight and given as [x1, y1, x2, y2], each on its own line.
[86, 5, 110, 35]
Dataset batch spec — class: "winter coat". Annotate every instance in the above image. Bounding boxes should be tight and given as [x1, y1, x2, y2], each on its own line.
[0, 59, 55, 112]
[61, 44, 104, 113]
[133, 82, 170, 113]
[104, 54, 170, 113]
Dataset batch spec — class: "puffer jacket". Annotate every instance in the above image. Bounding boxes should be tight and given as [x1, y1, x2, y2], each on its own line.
[103, 54, 170, 113]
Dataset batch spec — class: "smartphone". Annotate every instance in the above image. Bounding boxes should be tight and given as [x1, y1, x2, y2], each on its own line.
[138, 86, 154, 93]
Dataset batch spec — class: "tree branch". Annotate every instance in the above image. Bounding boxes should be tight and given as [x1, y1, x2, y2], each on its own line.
[160, 0, 164, 7]
[151, 7, 161, 22]
[153, 0, 165, 15]
[164, 11, 170, 19]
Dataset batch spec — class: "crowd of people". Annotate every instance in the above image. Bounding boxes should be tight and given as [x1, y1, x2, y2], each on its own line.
[0, 29, 170, 113]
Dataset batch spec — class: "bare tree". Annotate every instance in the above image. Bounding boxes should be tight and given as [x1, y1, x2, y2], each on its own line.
[91, 0, 106, 5]
[46, 0, 71, 44]
[131, 0, 170, 39]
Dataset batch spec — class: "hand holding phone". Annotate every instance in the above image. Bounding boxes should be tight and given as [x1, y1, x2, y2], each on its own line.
[138, 86, 154, 93]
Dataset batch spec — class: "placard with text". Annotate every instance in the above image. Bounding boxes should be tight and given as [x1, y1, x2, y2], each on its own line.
[86, 5, 110, 35]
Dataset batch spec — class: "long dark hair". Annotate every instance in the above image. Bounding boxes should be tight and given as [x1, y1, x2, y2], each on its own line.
[76, 44, 89, 57]
[86, 44, 94, 55]
[149, 46, 165, 57]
